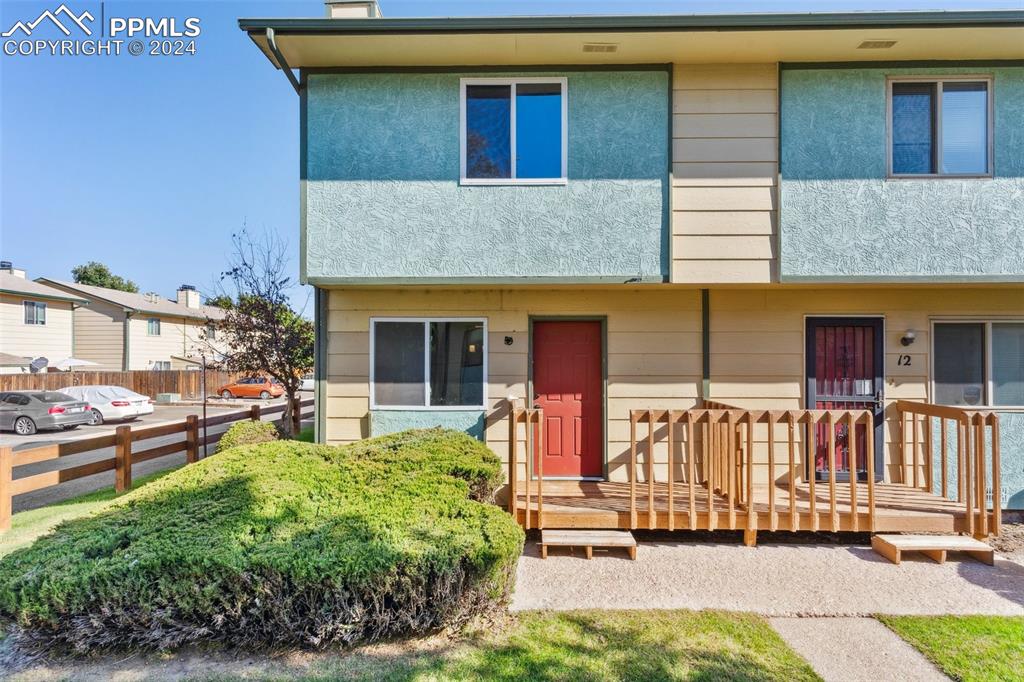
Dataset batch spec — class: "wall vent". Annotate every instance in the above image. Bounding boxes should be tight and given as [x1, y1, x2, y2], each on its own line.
[857, 40, 897, 49]
[582, 43, 618, 53]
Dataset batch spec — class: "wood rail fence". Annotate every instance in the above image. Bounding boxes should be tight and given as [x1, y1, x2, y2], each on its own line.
[507, 407, 543, 528]
[628, 405, 878, 543]
[508, 399, 1000, 539]
[896, 400, 1001, 537]
[0, 397, 314, 532]
[0, 370, 241, 400]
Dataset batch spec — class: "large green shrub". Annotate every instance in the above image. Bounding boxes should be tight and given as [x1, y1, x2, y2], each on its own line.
[0, 429, 523, 652]
[215, 419, 280, 453]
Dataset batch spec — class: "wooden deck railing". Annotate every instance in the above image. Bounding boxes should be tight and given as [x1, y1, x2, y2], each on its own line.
[896, 400, 1000, 536]
[630, 406, 876, 539]
[0, 398, 314, 532]
[507, 405, 543, 529]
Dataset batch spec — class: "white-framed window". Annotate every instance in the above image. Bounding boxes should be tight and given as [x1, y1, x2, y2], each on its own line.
[151, 360, 171, 370]
[932, 320, 1024, 409]
[147, 318, 161, 336]
[459, 77, 567, 186]
[23, 301, 46, 325]
[370, 318, 487, 410]
[888, 76, 993, 178]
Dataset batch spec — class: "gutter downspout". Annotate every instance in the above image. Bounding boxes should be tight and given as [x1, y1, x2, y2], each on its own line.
[266, 28, 302, 95]
[122, 311, 134, 371]
[314, 287, 328, 444]
[701, 289, 710, 403]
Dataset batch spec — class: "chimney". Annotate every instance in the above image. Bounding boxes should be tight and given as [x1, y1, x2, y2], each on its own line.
[325, 1, 381, 18]
[177, 284, 201, 309]
[0, 261, 26, 278]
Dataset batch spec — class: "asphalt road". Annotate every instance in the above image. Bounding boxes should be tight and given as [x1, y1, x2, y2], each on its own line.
[3, 395, 311, 513]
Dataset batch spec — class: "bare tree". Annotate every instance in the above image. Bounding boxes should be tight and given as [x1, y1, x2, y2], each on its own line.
[212, 229, 313, 437]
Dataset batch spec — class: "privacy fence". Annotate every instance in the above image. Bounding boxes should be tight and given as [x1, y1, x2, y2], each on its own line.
[0, 370, 240, 399]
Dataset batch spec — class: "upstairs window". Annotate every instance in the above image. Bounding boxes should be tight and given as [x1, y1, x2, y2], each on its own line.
[371, 318, 487, 409]
[23, 301, 46, 325]
[889, 78, 991, 177]
[147, 318, 161, 336]
[460, 78, 567, 185]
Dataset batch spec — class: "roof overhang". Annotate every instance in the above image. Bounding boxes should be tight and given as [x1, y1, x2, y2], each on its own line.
[239, 11, 1024, 70]
[0, 287, 89, 305]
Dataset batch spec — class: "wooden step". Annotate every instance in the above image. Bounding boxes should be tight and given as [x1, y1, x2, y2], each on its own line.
[871, 534, 994, 566]
[540, 529, 637, 560]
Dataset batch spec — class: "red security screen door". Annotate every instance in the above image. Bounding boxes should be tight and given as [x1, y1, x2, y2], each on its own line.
[806, 317, 885, 482]
[532, 320, 604, 479]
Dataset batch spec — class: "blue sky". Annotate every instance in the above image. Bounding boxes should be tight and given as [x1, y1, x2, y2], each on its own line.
[1, 0, 1020, 311]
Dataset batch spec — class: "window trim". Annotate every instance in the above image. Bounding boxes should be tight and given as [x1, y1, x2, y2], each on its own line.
[886, 75, 994, 179]
[147, 318, 161, 336]
[369, 316, 489, 411]
[930, 318, 1024, 411]
[23, 300, 46, 325]
[459, 77, 568, 186]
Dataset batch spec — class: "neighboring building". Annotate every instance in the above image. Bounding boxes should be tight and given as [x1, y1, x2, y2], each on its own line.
[241, 4, 1024, 518]
[37, 279, 227, 371]
[0, 264, 88, 373]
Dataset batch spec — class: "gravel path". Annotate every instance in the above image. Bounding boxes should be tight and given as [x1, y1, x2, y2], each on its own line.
[771, 617, 947, 682]
[511, 540, 1024, 615]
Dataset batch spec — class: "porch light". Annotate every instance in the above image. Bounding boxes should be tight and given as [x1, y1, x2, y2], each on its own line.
[901, 330, 916, 346]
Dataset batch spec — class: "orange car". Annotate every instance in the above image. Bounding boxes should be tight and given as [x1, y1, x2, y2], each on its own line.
[217, 376, 284, 400]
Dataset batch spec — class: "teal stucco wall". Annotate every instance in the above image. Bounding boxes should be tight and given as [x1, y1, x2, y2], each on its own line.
[929, 411, 1024, 510]
[369, 410, 486, 440]
[780, 66, 1024, 281]
[304, 70, 669, 283]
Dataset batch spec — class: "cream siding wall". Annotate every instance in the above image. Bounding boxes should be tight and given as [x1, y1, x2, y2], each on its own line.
[127, 315, 208, 370]
[708, 288, 1024, 484]
[325, 288, 703, 485]
[69, 298, 126, 370]
[671, 63, 778, 284]
[0, 294, 74, 365]
[325, 286, 1022, 495]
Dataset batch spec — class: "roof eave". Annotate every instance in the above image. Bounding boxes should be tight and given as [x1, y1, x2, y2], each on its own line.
[0, 287, 90, 305]
[238, 10, 1024, 36]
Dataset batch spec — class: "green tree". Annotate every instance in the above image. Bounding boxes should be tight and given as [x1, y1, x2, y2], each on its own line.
[212, 231, 313, 436]
[71, 261, 138, 293]
[204, 294, 234, 309]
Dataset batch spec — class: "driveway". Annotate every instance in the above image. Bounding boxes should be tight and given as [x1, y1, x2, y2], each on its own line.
[4, 395, 310, 513]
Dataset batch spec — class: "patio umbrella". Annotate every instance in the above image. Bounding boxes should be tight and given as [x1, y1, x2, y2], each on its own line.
[53, 357, 99, 371]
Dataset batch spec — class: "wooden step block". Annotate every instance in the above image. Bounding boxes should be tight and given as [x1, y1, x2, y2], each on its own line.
[541, 530, 637, 560]
[872, 534, 994, 566]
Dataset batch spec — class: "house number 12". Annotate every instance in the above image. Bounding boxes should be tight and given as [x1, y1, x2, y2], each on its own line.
[897, 354, 912, 366]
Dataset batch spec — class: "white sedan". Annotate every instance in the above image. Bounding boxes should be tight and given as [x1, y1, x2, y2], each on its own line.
[59, 385, 155, 425]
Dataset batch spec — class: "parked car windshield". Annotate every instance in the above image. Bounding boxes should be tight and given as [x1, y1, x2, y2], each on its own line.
[29, 392, 76, 403]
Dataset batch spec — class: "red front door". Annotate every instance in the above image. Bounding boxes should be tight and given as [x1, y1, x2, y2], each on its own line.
[533, 321, 604, 478]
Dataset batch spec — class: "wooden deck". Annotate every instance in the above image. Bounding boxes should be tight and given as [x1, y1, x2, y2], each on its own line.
[514, 480, 976, 534]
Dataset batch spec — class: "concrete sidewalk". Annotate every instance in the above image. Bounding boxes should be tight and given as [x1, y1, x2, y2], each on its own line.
[771, 617, 947, 682]
[511, 540, 1024, 616]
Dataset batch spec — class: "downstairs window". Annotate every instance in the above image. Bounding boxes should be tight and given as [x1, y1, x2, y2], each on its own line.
[371, 318, 486, 409]
[934, 321, 1024, 407]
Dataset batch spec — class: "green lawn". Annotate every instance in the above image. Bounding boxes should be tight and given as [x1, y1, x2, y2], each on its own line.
[879, 615, 1024, 682]
[197, 610, 819, 681]
[0, 468, 178, 559]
